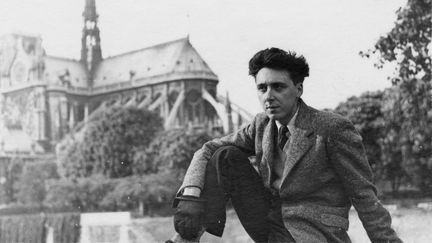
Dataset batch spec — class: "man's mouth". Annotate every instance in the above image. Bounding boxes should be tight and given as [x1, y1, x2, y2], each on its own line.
[266, 105, 279, 110]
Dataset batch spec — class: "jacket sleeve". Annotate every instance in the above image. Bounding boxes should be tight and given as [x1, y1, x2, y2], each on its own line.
[327, 119, 402, 243]
[178, 116, 257, 193]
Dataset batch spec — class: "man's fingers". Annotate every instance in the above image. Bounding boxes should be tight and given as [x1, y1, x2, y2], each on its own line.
[174, 218, 186, 237]
[175, 217, 199, 240]
[174, 216, 180, 232]
[173, 200, 205, 240]
[182, 220, 198, 240]
[190, 217, 201, 235]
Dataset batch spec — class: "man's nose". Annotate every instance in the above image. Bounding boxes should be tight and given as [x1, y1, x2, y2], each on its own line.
[264, 88, 275, 101]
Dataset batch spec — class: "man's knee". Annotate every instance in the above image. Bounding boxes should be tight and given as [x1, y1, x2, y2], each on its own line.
[207, 146, 258, 184]
[210, 146, 250, 168]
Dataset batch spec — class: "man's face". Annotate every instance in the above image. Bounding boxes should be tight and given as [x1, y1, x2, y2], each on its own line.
[256, 67, 303, 125]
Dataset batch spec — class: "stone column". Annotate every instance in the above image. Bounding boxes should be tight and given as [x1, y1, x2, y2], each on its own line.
[68, 102, 75, 129]
[84, 103, 89, 123]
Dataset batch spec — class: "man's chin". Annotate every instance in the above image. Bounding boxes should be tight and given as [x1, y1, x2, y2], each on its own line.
[265, 112, 289, 123]
[265, 112, 279, 120]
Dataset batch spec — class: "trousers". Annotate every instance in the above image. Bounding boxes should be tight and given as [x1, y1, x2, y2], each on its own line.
[200, 146, 295, 243]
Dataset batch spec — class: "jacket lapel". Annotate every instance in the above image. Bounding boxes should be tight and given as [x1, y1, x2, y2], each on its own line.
[281, 128, 314, 180]
[280, 100, 315, 190]
[261, 118, 276, 188]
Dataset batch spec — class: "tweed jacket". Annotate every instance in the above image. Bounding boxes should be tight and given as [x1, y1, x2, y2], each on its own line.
[180, 99, 401, 243]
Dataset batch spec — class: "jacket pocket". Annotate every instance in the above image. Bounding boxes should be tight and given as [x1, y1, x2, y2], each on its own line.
[320, 213, 349, 230]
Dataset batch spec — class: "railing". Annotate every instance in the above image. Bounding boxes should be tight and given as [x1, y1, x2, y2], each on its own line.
[1, 71, 218, 95]
[0, 80, 46, 93]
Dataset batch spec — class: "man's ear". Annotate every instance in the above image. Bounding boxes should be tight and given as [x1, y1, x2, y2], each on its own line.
[296, 83, 303, 97]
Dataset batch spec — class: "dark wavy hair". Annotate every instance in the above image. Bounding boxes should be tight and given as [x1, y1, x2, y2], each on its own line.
[248, 48, 309, 85]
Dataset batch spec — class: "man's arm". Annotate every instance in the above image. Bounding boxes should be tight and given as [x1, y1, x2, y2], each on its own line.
[327, 119, 402, 243]
[172, 117, 258, 240]
[178, 116, 257, 194]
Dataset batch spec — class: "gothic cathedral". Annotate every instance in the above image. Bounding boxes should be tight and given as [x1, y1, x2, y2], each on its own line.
[0, 0, 251, 156]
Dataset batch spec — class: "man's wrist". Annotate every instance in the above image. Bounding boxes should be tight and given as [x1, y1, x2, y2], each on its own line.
[183, 187, 201, 197]
[172, 186, 203, 208]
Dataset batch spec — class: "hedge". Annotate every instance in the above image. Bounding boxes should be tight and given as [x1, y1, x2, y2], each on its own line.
[0, 213, 80, 243]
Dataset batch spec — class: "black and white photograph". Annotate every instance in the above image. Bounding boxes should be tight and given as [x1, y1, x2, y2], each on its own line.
[0, 0, 430, 242]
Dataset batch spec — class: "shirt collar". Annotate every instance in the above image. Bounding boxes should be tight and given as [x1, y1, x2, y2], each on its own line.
[275, 107, 299, 134]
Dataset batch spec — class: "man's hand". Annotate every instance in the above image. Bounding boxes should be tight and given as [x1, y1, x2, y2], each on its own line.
[174, 196, 206, 240]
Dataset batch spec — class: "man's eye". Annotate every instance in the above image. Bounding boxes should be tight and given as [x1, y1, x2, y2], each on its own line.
[257, 86, 267, 92]
[274, 84, 283, 90]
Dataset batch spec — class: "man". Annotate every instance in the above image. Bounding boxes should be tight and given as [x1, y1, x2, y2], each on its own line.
[171, 48, 402, 243]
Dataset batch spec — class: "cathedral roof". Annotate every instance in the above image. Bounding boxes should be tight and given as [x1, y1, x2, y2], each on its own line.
[44, 56, 89, 87]
[92, 37, 218, 87]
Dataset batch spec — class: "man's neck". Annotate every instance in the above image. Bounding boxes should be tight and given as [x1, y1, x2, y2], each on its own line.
[276, 106, 299, 131]
[278, 103, 299, 126]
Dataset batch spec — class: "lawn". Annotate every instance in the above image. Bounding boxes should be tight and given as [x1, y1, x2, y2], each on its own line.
[132, 208, 432, 243]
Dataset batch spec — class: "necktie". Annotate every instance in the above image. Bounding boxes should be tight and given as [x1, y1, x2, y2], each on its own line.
[278, 126, 290, 150]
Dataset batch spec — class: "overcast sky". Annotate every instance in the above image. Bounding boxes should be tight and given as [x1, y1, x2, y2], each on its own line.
[0, 0, 406, 114]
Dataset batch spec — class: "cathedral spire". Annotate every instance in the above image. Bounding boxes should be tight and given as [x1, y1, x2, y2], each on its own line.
[81, 0, 102, 86]
[83, 0, 97, 20]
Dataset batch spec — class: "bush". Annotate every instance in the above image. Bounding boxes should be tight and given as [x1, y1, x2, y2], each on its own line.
[15, 161, 59, 206]
[102, 172, 180, 215]
[45, 173, 179, 215]
[135, 129, 212, 179]
[0, 157, 24, 204]
[0, 212, 80, 243]
[0, 204, 77, 216]
[45, 175, 118, 212]
[57, 106, 163, 179]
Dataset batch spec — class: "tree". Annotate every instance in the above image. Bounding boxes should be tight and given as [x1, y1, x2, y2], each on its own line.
[45, 175, 117, 212]
[54, 114, 212, 213]
[57, 106, 163, 178]
[56, 135, 86, 179]
[334, 91, 387, 180]
[379, 88, 411, 194]
[102, 129, 211, 215]
[335, 90, 409, 194]
[0, 157, 24, 204]
[101, 172, 179, 215]
[134, 129, 212, 179]
[15, 161, 59, 206]
[361, 0, 432, 193]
